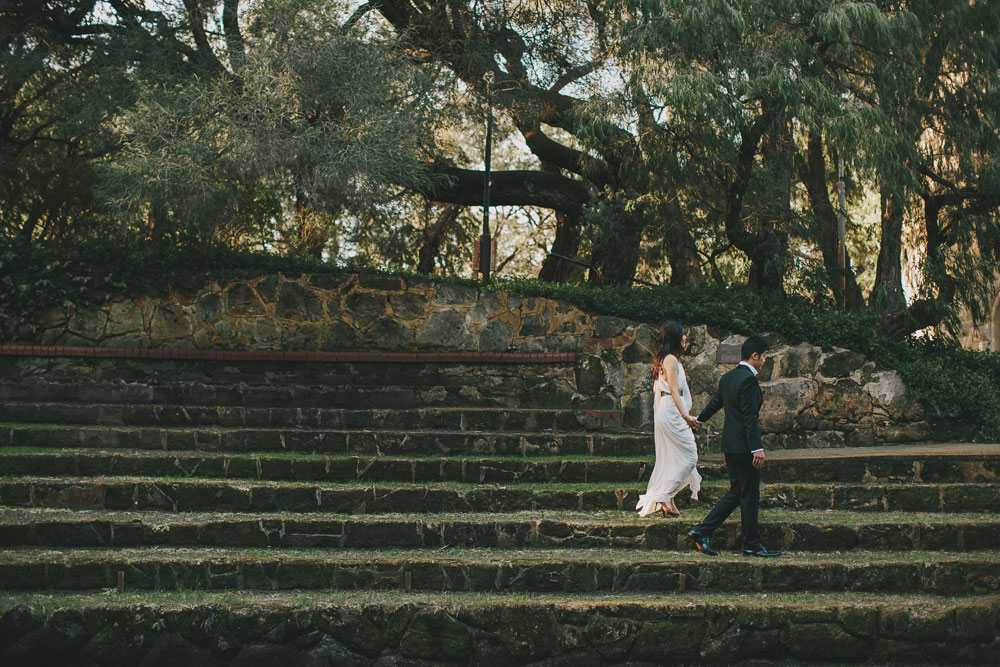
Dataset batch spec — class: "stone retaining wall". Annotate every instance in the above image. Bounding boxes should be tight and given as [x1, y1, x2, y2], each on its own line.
[9, 272, 963, 445]
[3, 599, 999, 666]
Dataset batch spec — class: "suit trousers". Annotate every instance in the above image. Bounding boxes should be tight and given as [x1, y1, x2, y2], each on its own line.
[694, 453, 761, 549]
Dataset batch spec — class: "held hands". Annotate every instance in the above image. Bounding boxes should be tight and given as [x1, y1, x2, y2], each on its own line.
[752, 450, 765, 469]
[683, 415, 700, 429]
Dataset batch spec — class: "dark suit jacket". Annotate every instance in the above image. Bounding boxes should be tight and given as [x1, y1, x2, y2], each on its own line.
[697, 364, 764, 454]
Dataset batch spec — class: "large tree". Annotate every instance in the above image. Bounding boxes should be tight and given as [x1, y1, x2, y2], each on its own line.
[366, 0, 659, 284]
[104, 0, 453, 254]
[361, 0, 894, 291]
[886, 0, 1000, 336]
[0, 0, 129, 239]
[366, 0, 999, 323]
[4, 0, 998, 341]
[825, 0, 1000, 334]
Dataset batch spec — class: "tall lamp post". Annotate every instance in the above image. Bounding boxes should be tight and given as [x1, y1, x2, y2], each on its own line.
[479, 71, 495, 282]
[477, 0, 506, 283]
[836, 152, 847, 308]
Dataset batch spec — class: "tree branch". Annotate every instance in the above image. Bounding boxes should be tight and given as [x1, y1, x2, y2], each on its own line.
[723, 105, 776, 253]
[800, 129, 864, 308]
[495, 246, 519, 273]
[417, 202, 461, 273]
[344, 2, 374, 29]
[222, 0, 245, 69]
[181, 0, 224, 73]
[550, 58, 605, 92]
[515, 120, 608, 184]
[419, 163, 589, 214]
[882, 298, 949, 338]
[371, 0, 637, 179]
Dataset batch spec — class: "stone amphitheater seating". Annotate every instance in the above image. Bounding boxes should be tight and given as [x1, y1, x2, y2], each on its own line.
[1, 349, 999, 665]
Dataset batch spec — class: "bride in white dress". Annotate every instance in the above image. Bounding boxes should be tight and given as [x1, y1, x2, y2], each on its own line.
[636, 322, 702, 517]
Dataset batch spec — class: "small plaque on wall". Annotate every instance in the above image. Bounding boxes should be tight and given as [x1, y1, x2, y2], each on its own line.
[716, 344, 741, 364]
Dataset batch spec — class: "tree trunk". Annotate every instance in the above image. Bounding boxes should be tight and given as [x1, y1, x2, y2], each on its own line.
[747, 118, 791, 293]
[802, 132, 865, 309]
[602, 237, 643, 286]
[879, 186, 999, 338]
[586, 246, 605, 285]
[663, 204, 706, 286]
[747, 256, 784, 291]
[19, 204, 41, 241]
[723, 106, 786, 294]
[667, 233, 706, 286]
[417, 204, 461, 274]
[146, 200, 169, 242]
[294, 191, 327, 259]
[585, 195, 646, 286]
[870, 188, 906, 313]
[538, 209, 582, 282]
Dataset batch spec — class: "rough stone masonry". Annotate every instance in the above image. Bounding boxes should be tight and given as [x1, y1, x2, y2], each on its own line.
[10, 272, 965, 449]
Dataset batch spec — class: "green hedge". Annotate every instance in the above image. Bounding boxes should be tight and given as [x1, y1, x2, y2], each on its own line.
[3, 239, 998, 440]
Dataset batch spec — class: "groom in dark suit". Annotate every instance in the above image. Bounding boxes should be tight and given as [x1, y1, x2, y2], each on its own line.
[686, 335, 781, 557]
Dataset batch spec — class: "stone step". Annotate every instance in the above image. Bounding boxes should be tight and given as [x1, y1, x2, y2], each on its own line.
[3, 591, 997, 666]
[0, 423, 651, 456]
[3, 508, 999, 552]
[0, 402, 626, 431]
[3, 476, 998, 514]
[2, 449, 674, 484]
[2, 546, 997, 595]
[3, 448, 998, 485]
[0, 355, 577, 387]
[0, 359, 589, 409]
[0, 381, 589, 410]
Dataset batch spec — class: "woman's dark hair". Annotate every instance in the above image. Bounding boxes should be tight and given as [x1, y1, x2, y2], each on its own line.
[653, 322, 685, 378]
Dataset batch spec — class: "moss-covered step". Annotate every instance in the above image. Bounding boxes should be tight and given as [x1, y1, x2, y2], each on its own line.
[2, 592, 998, 666]
[3, 448, 998, 485]
[2, 477, 998, 513]
[0, 403, 628, 432]
[0, 423, 650, 456]
[0, 449, 704, 484]
[3, 508, 1000, 552]
[0, 360, 587, 409]
[2, 547, 998, 595]
[0, 356, 578, 389]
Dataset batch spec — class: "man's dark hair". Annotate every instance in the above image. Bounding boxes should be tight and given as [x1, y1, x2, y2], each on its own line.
[741, 335, 769, 360]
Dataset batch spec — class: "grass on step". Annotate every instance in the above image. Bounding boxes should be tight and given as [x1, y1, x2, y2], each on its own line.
[3, 545, 1000, 565]
[3, 589, 996, 615]
[0, 422, 645, 437]
[1, 506, 999, 528]
[0, 447, 658, 463]
[7, 473, 990, 491]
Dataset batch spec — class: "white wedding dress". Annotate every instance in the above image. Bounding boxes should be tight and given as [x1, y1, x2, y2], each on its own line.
[636, 360, 702, 517]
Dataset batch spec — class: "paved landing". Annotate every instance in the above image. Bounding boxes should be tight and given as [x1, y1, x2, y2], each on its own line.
[702, 441, 1000, 462]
